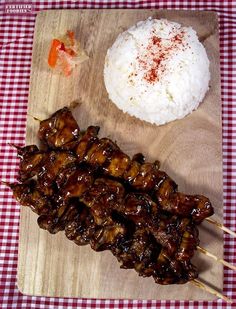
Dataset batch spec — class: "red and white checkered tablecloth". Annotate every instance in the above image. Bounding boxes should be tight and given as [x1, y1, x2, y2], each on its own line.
[0, 0, 236, 308]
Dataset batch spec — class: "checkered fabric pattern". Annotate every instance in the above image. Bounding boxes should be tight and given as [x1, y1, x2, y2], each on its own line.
[0, 0, 236, 308]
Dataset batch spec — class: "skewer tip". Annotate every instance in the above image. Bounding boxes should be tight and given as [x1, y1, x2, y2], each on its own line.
[197, 246, 236, 271]
[192, 279, 233, 303]
[8, 143, 20, 149]
[68, 100, 82, 110]
[0, 180, 11, 187]
[206, 217, 236, 238]
[27, 114, 42, 122]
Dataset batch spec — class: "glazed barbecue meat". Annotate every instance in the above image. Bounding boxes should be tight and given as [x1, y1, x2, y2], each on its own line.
[16, 145, 45, 182]
[9, 180, 52, 215]
[38, 107, 80, 148]
[11, 178, 198, 284]
[112, 227, 197, 284]
[37, 108, 214, 223]
[76, 134, 213, 223]
[12, 166, 199, 260]
[65, 203, 96, 246]
[12, 143, 200, 258]
[37, 150, 77, 195]
[11, 154, 200, 281]
[16, 147, 78, 195]
[9, 107, 216, 286]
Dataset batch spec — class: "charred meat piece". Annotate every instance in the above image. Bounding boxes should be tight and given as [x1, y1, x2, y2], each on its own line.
[123, 193, 199, 259]
[37, 202, 77, 234]
[112, 227, 197, 283]
[16, 146, 78, 195]
[84, 138, 120, 167]
[126, 162, 160, 191]
[37, 166, 94, 234]
[80, 178, 125, 225]
[38, 107, 80, 148]
[16, 145, 45, 182]
[176, 228, 199, 261]
[37, 150, 77, 195]
[151, 216, 199, 262]
[91, 223, 127, 252]
[75, 126, 100, 162]
[158, 192, 214, 224]
[10, 180, 52, 215]
[123, 192, 159, 225]
[112, 227, 160, 273]
[65, 202, 96, 245]
[154, 249, 198, 284]
[60, 167, 94, 201]
[37, 197, 94, 236]
[104, 150, 130, 178]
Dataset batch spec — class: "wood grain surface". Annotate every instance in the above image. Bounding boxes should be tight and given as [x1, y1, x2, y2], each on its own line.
[17, 9, 223, 300]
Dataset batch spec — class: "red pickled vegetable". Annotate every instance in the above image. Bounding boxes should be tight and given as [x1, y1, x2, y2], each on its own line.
[48, 39, 61, 68]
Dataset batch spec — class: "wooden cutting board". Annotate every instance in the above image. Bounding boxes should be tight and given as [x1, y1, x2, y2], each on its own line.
[17, 9, 223, 300]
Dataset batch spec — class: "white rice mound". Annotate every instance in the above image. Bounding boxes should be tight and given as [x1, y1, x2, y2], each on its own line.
[104, 18, 210, 125]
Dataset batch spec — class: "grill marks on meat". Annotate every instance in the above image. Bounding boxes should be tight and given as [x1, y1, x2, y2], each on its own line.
[9, 107, 214, 285]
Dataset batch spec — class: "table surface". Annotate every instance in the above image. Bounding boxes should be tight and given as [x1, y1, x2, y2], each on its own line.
[0, 1, 235, 308]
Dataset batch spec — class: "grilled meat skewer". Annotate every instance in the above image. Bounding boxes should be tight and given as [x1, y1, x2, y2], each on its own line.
[28, 107, 214, 223]
[10, 178, 198, 285]
[7, 108, 233, 301]
[38, 107, 80, 148]
[12, 150, 200, 261]
[8, 108, 213, 284]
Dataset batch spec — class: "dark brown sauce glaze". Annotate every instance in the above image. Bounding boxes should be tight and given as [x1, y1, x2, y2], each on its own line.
[38, 107, 80, 148]
[36, 107, 214, 223]
[9, 107, 215, 285]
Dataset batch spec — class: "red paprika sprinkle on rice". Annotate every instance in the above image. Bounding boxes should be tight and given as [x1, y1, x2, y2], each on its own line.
[137, 31, 185, 84]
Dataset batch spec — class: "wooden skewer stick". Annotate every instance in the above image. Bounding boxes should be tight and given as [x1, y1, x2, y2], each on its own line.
[0, 180, 9, 186]
[0, 180, 13, 191]
[27, 114, 42, 122]
[191, 279, 232, 303]
[206, 217, 236, 238]
[68, 100, 82, 110]
[8, 143, 20, 150]
[197, 246, 236, 271]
